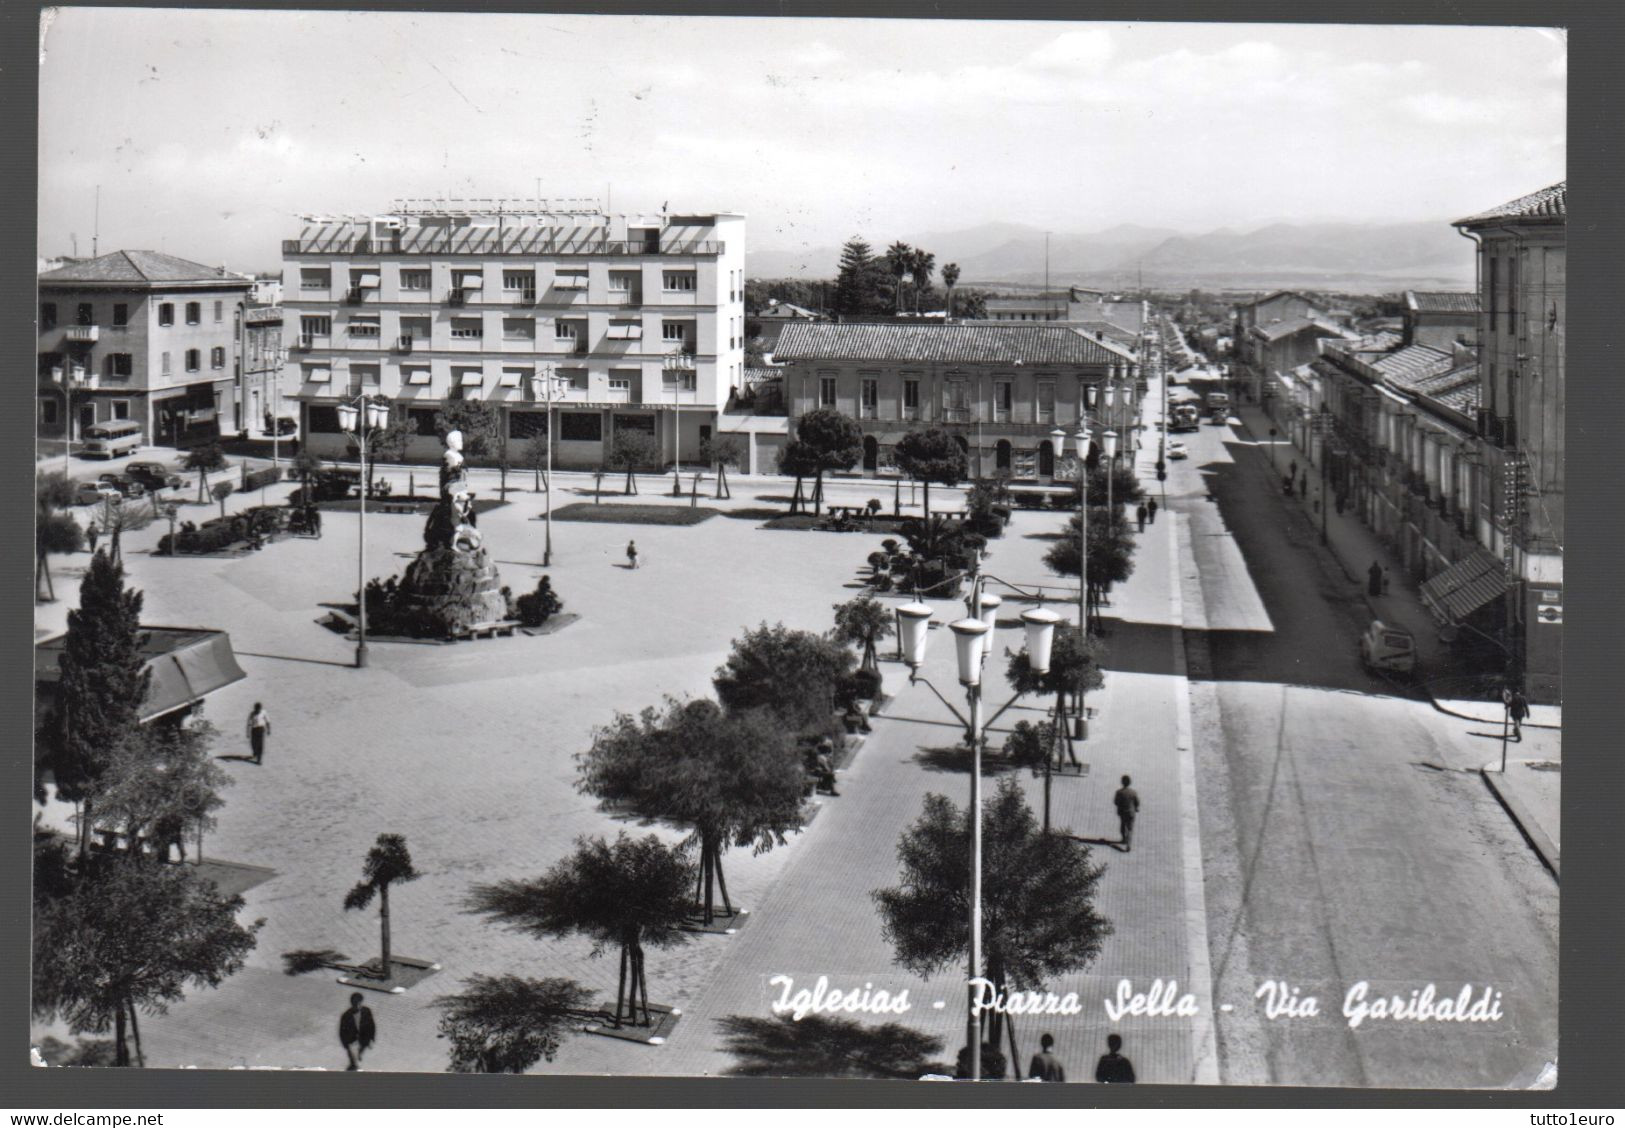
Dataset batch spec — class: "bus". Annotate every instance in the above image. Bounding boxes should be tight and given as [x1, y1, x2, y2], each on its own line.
[1205, 391, 1231, 421]
[82, 419, 144, 459]
[1169, 403, 1202, 433]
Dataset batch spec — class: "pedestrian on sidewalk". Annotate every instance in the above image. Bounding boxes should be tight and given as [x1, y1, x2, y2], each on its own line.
[246, 702, 271, 764]
[1367, 560, 1384, 598]
[1136, 502, 1147, 532]
[1113, 775, 1140, 851]
[339, 992, 376, 1071]
[626, 539, 639, 569]
[1094, 1033, 1136, 1084]
[1146, 498, 1158, 525]
[86, 520, 99, 554]
[1028, 1033, 1066, 1082]
[1507, 687, 1530, 742]
[1289, 459, 1297, 482]
[1336, 493, 1347, 516]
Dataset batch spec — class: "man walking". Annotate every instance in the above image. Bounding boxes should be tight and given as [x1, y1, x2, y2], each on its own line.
[246, 702, 271, 765]
[1135, 502, 1147, 532]
[1146, 497, 1158, 525]
[1028, 1033, 1066, 1082]
[338, 992, 376, 1071]
[86, 520, 99, 554]
[1367, 560, 1384, 598]
[1094, 1033, 1136, 1084]
[626, 539, 639, 569]
[1507, 686, 1531, 742]
[1113, 774, 1140, 851]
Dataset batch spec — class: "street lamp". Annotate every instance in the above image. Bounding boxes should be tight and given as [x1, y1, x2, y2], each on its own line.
[1070, 428, 1094, 631]
[534, 364, 571, 566]
[665, 352, 693, 496]
[336, 394, 391, 669]
[897, 597, 1058, 1083]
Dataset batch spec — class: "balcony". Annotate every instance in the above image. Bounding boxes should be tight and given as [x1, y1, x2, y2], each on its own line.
[942, 407, 972, 423]
[394, 336, 415, 354]
[291, 336, 316, 351]
[344, 288, 367, 305]
[607, 291, 643, 307]
[510, 290, 537, 306]
[65, 325, 99, 343]
[283, 234, 725, 257]
[447, 289, 468, 307]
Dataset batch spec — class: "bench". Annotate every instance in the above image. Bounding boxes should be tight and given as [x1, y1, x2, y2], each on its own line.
[826, 505, 872, 521]
[378, 501, 418, 514]
[454, 620, 520, 641]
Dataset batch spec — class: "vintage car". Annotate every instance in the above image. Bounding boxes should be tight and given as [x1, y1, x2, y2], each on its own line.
[1359, 620, 1417, 674]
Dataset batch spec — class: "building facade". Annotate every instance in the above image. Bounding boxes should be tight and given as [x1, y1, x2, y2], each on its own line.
[38, 251, 253, 447]
[1454, 181, 1564, 699]
[282, 201, 745, 469]
[775, 322, 1139, 480]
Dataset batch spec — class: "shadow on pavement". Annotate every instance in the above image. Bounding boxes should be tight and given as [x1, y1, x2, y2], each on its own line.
[715, 1013, 951, 1080]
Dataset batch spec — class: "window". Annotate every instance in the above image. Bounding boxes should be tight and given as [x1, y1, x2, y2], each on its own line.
[399, 269, 430, 291]
[994, 380, 1013, 422]
[509, 412, 547, 440]
[1507, 255, 1518, 334]
[77, 303, 94, 326]
[409, 408, 439, 436]
[555, 269, 587, 291]
[500, 366, 529, 388]
[1488, 257, 1498, 334]
[112, 400, 130, 420]
[903, 378, 920, 419]
[307, 405, 340, 432]
[214, 300, 224, 323]
[559, 412, 602, 442]
[161, 351, 171, 374]
[564, 367, 588, 391]
[450, 317, 484, 339]
[403, 365, 433, 386]
[861, 377, 878, 419]
[503, 270, 536, 297]
[159, 303, 174, 326]
[300, 315, 332, 339]
[106, 353, 134, 377]
[113, 303, 128, 326]
[1037, 380, 1055, 423]
[301, 268, 331, 291]
[663, 271, 697, 292]
[40, 400, 59, 425]
[608, 377, 632, 391]
[186, 302, 201, 325]
[211, 346, 226, 369]
[348, 316, 381, 338]
[399, 316, 431, 347]
[41, 302, 58, 330]
[353, 364, 381, 387]
[185, 349, 201, 372]
[820, 376, 837, 408]
[661, 321, 691, 345]
[502, 317, 535, 341]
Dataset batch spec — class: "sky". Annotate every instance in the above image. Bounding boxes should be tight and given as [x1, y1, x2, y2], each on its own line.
[37, 10, 1565, 273]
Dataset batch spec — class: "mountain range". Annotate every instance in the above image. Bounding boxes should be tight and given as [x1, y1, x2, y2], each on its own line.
[746, 218, 1476, 292]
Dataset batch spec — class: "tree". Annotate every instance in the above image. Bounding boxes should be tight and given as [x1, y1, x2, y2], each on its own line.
[1000, 720, 1065, 833]
[909, 248, 936, 313]
[343, 833, 423, 980]
[291, 449, 325, 502]
[794, 408, 863, 515]
[435, 398, 504, 492]
[699, 433, 744, 499]
[577, 699, 807, 925]
[1043, 507, 1138, 627]
[466, 833, 694, 1029]
[942, 263, 962, 318]
[894, 429, 967, 520]
[1087, 460, 1145, 510]
[832, 595, 895, 672]
[33, 856, 261, 1066]
[885, 241, 914, 315]
[833, 238, 883, 316]
[713, 622, 856, 739]
[777, 439, 819, 514]
[49, 551, 150, 858]
[184, 442, 226, 504]
[524, 430, 550, 492]
[36, 474, 83, 602]
[92, 716, 231, 864]
[872, 779, 1112, 1076]
[717, 1013, 948, 1079]
[211, 480, 235, 520]
[1005, 623, 1106, 723]
[434, 975, 596, 1073]
[607, 429, 661, 495]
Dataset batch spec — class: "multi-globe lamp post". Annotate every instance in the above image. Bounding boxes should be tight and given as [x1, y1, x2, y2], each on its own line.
[894, 595, 1061, 1082]
[1052, 426, 1094, 632]
[336, 393, 391, 669]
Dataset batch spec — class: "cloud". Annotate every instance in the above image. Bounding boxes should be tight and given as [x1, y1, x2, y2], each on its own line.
[1027, 28, 1115, 72]
[791, 40, 842, 66]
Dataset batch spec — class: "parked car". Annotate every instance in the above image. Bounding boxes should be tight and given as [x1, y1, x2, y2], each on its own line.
[1167, 442, 1189, 460]
[272, 416, 299, 436]
[75, 481, 123, 506]
[125, 460, 185, 492]
[1359, 620, 1416, 674]
[97, 472, 147, 498]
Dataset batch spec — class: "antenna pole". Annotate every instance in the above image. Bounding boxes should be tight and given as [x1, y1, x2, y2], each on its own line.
[93, 186, 100, 257]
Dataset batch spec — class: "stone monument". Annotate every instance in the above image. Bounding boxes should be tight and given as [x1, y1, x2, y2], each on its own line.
[393, 430, 511, 636]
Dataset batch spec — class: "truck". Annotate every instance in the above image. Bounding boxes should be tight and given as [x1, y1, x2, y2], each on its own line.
[1169, 402, 1202, 433]
[1205, 390, 1231, 421]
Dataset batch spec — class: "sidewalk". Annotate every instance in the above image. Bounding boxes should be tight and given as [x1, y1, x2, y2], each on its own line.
[1233, 398, 1561, 876]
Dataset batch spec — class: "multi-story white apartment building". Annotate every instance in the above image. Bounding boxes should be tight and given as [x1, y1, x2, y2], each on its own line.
[282, 200, 745, 469]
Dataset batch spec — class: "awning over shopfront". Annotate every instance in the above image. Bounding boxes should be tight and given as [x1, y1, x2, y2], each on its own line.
[1420, 551, 1508, 623]
[36, 626, 248, 723]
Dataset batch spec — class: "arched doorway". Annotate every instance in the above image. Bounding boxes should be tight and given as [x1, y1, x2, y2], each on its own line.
[995, 439, 1012, 472]
[1038, 440, 1055, 478]
[863, 434, 878, 472]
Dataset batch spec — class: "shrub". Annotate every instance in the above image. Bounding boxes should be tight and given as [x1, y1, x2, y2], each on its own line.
[515, 576, 564, 627]
[845, 667, 883, 703]
[242, 466, 282, 492]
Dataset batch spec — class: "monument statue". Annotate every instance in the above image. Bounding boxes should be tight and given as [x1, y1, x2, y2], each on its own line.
[393, 427, 509, 635]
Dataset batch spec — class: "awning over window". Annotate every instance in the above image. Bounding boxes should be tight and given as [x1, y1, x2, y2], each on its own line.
[458, 275, 484, 290]
[304, 367, 332, 384]
[459, 370, 485, 386]
[1420, 551, 1508, 623]
[607, 323, 643, 340]
[404, 367, 433, 385]
[356, 273, 381, 289]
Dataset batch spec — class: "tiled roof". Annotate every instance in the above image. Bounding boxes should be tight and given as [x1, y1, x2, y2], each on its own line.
[1432, 382, 1481, 414]
[1254, 317, 1349, 342]
[1406, 291, 1480, 314]
[1421, 551, 1508, 622]
[1372, 345, 1455, 391]
[984, 297, 1068, 313]
[775, 322, 1128, 366]
[38, 249, 247, 287]
[1454, 181, 1565, 226]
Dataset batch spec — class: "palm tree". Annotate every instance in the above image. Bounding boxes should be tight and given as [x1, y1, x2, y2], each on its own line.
[343, 833, 422, 980]
[942, 263, 961, 318]
[885, 241, 913, 315]
[909, 249, 936, 313]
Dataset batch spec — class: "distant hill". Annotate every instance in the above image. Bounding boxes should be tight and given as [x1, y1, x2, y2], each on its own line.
[746, 218, 1475, 295]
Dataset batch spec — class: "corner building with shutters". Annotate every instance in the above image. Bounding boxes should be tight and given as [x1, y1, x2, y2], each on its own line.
[282, 201, 745, 469]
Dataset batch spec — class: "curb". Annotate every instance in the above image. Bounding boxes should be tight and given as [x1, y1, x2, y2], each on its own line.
[1479, 765, 1559, 881]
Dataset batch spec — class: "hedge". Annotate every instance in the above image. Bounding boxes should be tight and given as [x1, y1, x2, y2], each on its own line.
[241, 466, 283, 492]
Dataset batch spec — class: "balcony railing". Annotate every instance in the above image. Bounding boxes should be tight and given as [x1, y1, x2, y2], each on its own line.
[447, 289, 467, 307]
[942, 407, 972, 423]
[283, 235, 724, 257]
[65, 325, 99, 343]
[345, 288, 367, 305]
[509, 290, 537, 306]
[395, 336, 415, 354]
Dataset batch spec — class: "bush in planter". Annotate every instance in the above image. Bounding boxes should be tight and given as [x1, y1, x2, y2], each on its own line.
[242, 466, 282, 492]
[880, 539, 901, 555]
[844, 667, 883, 705]
[866, 551, 889, 572]
[514, 576, 564, 627]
